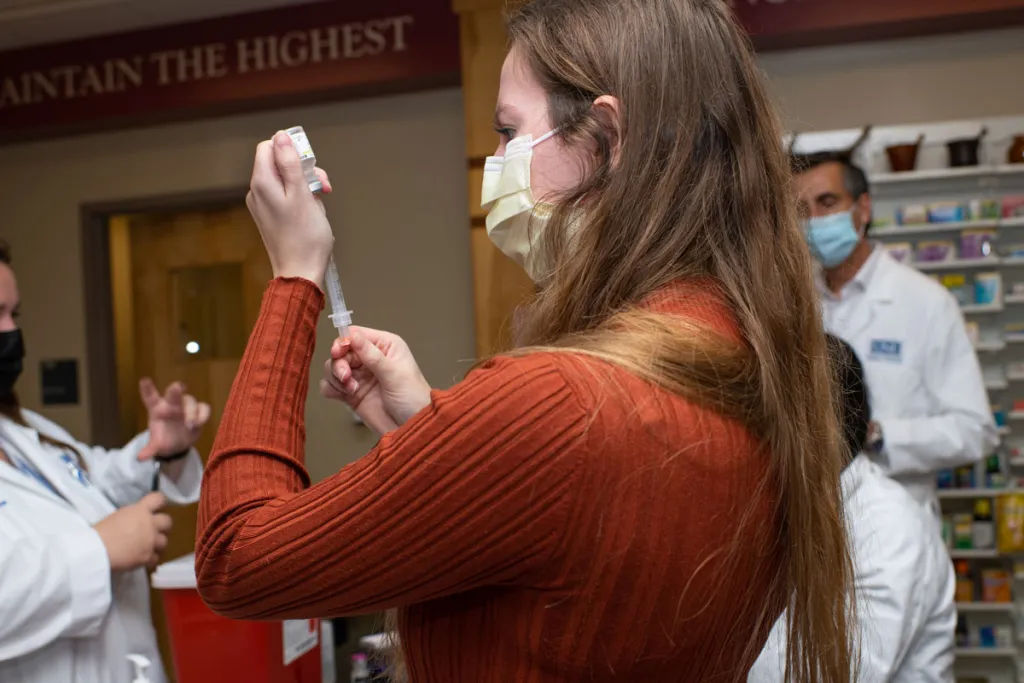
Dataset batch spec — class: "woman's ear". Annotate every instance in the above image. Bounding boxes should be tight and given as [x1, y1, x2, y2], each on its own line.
[592, 95, 624, 168]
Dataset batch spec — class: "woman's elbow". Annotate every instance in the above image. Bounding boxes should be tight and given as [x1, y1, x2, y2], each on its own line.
[194, 548, 262, 620]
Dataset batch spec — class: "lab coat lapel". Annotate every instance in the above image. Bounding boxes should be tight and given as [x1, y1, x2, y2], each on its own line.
[833, 251, 895, 341]
[0, 457, 59, 504]
[0, 419, 78, 510]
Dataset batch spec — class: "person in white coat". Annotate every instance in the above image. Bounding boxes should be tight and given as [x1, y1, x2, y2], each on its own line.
[794, 152, 997, 518]
[0, 243, 210, 683]
[749, 335, 956, 682]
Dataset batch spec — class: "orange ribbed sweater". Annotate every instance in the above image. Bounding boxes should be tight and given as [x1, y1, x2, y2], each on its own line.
[195, 278, 783, 683]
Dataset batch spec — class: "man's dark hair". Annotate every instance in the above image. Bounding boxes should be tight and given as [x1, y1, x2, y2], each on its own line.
[791, 151, 870, 201]
[0, 242, 10, 265]
[825, 334, 871, 464]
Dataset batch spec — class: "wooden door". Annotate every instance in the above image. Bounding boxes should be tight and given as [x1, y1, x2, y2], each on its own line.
[109, 204, 271, 681]
[455, 0, 535, 356]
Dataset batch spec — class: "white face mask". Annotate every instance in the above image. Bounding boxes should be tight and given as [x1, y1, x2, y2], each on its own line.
[480, 129, 558, 282]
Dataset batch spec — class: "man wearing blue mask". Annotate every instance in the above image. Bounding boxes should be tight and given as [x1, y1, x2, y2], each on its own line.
[794, 152, 997, 522]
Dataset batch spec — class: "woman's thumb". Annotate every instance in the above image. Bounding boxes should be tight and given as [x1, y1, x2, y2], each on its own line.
[350, 333, 388, 376]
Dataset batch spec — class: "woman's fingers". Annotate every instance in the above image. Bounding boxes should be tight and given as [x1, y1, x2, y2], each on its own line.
[322, 357, 360, 398]
[314, 167, 332, 194]
[320, 379, 344, 400]
[323, 358, 346, 392]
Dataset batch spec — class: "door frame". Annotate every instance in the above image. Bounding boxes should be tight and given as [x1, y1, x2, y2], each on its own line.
[80, 187, 248, 447]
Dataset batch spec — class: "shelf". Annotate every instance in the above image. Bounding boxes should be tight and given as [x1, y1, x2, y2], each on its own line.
[1002, 256, 1024, 268]
[1000, 426, 1012, 436]
[871, 164, 1024, 185]
[938, 489, 1017, 499]
[1010, 456, 1024, 467]
[1006, 337, 1024, 345]
[986, 379, 1010, 391]
[916, 257, 1001, 272]
[1006, 294, 1024, 305]
[1010, 412, 1024, 421]
[873, 220, 999, 237]
[957, 602, 1015, 613]
[950, 549, 1001, 558]
[963, 302, 1004, 314]
[955, 647, 1019, 659]
[1005, 216, 1024, 229]
[976, 341, 1007, 352]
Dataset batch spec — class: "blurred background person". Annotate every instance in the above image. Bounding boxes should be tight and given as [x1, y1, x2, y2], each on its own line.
[749, 334, 956, 682]
[794, 151, 997, 521]
[0, 242, 210, 683]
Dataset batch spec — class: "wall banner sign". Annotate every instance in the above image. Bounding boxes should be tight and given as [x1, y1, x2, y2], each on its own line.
[729, 0, 1024, 51]
[0, 0, 461, 140]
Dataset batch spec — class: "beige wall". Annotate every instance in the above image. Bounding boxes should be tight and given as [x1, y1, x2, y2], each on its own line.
[0, 88, 475, 482]
[761, 26, 1024, 131]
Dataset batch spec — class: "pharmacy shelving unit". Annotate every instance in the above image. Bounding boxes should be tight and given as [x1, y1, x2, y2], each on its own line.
[870, 157, 1024, 683]
[790, 115, 1024, 683]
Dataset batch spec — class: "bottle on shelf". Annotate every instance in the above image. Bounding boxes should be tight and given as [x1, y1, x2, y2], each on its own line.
[972, 498, 995, 550]
[955, 560, 976, 603]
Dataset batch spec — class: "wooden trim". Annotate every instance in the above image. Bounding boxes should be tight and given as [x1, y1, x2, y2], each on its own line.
[79, 186, 248, 446]
[468, 156, 488, 169]
[452, 0, 507, 13]
[80, 211, 119, 448]
[471, 215, 487, 228]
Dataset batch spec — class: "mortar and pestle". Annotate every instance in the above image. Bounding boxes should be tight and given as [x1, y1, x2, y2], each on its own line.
[885, 134, 924, 173]
[947, 127, 988, 168]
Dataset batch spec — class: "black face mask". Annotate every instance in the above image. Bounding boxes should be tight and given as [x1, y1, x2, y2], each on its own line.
[0, 329, 24, 400]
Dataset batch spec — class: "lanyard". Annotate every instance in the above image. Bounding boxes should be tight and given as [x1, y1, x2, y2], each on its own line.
[1, 433, 88, 502]
[10, 454, 61, 496]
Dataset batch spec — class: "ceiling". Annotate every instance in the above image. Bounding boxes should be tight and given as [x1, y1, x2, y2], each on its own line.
[0, 0, 314, 51]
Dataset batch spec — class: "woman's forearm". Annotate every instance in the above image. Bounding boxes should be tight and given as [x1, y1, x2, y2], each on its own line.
[195, 278, 323, 602]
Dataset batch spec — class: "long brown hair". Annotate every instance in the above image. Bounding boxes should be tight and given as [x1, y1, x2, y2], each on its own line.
[501, 0, 854, 681]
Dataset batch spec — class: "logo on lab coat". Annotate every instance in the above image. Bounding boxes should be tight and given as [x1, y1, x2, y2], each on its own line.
[60, 453, 89, 487]
[869, 339, 903, 363]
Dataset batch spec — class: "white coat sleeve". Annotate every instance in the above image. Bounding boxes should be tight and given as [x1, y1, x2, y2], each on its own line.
[0, 529, 111, 661]
[876, 295, 997, 476]
[747, 616, 787, 683]
[23, 411, 203, 508]
[849, 504, 925, 683]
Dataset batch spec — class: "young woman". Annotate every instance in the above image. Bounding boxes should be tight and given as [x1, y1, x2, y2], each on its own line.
[0, 244, 210, 683]
[196, 1, 854, 681]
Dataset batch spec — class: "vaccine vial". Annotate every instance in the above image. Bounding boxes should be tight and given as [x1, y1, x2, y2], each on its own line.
[285, 126, 323, 193]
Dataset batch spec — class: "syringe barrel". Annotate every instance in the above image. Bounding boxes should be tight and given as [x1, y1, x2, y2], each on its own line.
[325, 257, 348, 313]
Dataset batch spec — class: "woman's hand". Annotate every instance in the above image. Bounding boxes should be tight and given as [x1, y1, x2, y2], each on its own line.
[320, 327, 432, 436]
[137, 378, 211, 461]
[246, 131, 335, 284]
[94, 492, 172, 571]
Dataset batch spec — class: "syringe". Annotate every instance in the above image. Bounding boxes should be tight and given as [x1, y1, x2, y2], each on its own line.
[325, 256, 352, 340]
[285, 126, 354, 340]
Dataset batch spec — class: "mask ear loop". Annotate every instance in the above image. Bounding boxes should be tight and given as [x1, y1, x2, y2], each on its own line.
[531, 129, 559, 148]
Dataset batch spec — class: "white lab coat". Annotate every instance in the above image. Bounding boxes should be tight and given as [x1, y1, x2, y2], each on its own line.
[823, 247, 997, 516]
[0, 410, 202, 683]
[749, 455, 956, 683]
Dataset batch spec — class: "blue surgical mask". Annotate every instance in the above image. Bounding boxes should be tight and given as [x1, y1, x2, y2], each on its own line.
[805, 209, 860, 268]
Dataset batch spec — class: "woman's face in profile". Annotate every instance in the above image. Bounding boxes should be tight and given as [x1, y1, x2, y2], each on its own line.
[0, 264, 19, 333]
[492, 47, 588, 203]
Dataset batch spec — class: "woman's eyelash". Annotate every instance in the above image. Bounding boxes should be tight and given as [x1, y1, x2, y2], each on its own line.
[495, 127, 515, 141]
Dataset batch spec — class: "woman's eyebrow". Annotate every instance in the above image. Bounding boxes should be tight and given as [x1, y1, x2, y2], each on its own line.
[493, 103, 518, 127]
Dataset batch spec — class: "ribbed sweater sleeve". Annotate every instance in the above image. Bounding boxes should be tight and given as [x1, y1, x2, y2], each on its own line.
[195, 278, 587, 619]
